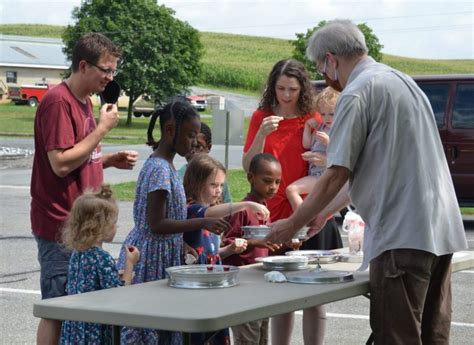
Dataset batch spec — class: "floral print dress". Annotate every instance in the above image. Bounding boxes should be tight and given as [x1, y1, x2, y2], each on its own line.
[184, 203, 222, 265]
[60, 247, 122, 345]
[117, 157, 186, 345]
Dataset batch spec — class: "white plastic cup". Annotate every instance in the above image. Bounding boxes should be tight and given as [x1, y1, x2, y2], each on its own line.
[235, 238, 245, 247]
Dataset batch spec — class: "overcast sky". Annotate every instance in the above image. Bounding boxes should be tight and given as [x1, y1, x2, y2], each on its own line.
[1, 0, 473, 60]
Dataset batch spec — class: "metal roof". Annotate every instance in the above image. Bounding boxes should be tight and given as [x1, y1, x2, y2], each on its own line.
[0, 35, 69, 69]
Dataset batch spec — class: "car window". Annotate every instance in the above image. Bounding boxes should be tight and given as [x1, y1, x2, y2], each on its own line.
[418, 83, 450, 128]
[452, 84, 474, 129]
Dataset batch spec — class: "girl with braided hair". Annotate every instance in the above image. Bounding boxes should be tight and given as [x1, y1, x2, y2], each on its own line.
[117, 99, 231, 345]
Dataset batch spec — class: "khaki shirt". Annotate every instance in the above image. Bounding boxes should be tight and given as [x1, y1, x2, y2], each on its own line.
[327, 56, 467, 269]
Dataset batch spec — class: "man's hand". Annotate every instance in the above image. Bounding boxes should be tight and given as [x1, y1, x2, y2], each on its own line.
[97, 103, 119, 133]
[306, 214, 328, 238]
[266, 218, 298, 244]
[109, 150, 138, 170]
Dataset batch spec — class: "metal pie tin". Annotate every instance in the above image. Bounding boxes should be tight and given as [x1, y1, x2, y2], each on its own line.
[286, 250, 341, 264]
[241, 225, 271, 239]
[166, 265, 239, 289]
[255, 256, 309, 271]
[241, 225, 309, 240]
[284, 270, 354, 284]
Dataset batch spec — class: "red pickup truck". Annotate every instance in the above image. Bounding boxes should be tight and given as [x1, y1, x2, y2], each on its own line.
[7, 83, 56, 107]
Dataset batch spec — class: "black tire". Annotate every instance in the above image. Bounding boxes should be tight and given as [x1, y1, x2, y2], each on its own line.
[28, 97, 38, 107]
[133, 112, 142, 118]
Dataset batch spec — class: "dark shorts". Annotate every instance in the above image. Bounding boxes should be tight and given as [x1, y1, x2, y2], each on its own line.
[35, 235, 71, 300]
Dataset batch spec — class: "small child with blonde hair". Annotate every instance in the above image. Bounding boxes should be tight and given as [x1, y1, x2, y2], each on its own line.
[286, 86, 340, 210]
[60, 185, 139, 345]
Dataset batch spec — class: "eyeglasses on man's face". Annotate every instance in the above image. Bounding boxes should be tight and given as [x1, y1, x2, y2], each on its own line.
[86, 60, 118, 77]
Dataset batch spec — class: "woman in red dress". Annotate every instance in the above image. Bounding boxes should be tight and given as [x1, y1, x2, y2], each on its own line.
[242, 59, 342, 345]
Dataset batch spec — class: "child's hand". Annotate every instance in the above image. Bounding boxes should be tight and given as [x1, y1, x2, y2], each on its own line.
[247, 202, 270, 221]
[183, 241, 198, 264]
[204, 218, 232, 235]
[315, 131, 330, 145]
[302, 151, 327, 166]
[230, 238, 248, 254]
[125, 245, 140, 265]
[305, 118, 319, 129]
[248, 239, 282, 252]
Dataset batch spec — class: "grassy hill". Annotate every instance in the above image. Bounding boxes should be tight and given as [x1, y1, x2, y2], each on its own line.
[2, 24, 473, 93]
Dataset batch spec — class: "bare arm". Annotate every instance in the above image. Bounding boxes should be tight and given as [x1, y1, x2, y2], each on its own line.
[102, 150, 138, 170]
[121, 245, 140, 285]
[147, 190, 231, 235]
[204, 201, 269, 221]
[47, 104, 119, 177]
[302, 119, 317, 149]
[267, 166, 350, 243]
[242, 115, 283, 172]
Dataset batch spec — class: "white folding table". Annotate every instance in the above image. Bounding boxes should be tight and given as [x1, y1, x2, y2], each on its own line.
[33, 251, 474, 344]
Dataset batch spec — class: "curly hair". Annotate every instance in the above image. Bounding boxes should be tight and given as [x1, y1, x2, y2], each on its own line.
[259, 59, 316, 115]
[315, 87, 340, 112]
[183, 154, 226, 203]
[62, 185, 118, 252]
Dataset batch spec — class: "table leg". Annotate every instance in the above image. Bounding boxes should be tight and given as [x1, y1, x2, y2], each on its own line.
[363, 292, 374, 344]
[183, 332, 191, 345]
[112, 325, 121, 345]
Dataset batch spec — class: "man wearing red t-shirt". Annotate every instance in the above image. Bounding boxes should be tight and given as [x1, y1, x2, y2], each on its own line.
[31, 33, 138, 345]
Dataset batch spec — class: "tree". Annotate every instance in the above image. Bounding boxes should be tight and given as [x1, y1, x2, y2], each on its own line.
[292, 21, 383, 80]
[62, 0, 203, 125]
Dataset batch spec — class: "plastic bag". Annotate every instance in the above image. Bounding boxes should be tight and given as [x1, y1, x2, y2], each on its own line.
[342, 207, 365, 255]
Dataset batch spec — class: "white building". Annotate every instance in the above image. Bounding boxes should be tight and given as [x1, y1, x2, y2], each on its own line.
[0, 35, 68, 97]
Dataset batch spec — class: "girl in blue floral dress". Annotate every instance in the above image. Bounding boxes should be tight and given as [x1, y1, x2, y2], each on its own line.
[183, 154, 270, 345]
[117, 100, 232, 345]
[60, 185, 140, 345]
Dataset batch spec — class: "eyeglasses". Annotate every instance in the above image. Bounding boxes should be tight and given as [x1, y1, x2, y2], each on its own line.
[86, 60, 118, 77]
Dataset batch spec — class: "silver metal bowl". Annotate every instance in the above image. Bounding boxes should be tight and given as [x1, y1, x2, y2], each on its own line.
[166, 265, 240, 289]
[241, 225, 309, 240]
[255, 255, 309, 271]
[241, 225, 271, 239]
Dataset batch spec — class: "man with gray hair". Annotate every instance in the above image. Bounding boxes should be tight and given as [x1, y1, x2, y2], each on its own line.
[268, 19, 467, 344]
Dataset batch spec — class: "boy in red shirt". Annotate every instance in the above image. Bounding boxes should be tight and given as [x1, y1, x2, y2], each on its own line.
[223, 152, 282, 344]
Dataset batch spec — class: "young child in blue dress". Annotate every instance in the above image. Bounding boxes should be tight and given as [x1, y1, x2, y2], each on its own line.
[182, 154, 270, 345]
[117, 100, 232, 345]
[183, 154, 270, 265]
[60, 185, 140, 345]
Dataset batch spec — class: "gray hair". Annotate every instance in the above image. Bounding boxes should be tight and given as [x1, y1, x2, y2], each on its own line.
[306, 19, 368, 63]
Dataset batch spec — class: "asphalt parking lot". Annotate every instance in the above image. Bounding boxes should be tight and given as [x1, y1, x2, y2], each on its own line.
[1, 138, 473, 344]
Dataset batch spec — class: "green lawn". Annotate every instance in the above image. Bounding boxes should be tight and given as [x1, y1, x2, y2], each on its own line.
[0, 103, 250, 145]
[112, 168, 249, 202]
[110, 179, 474, 216]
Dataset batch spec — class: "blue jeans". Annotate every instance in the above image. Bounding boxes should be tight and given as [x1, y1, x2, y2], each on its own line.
[35, 235, 71, 299]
